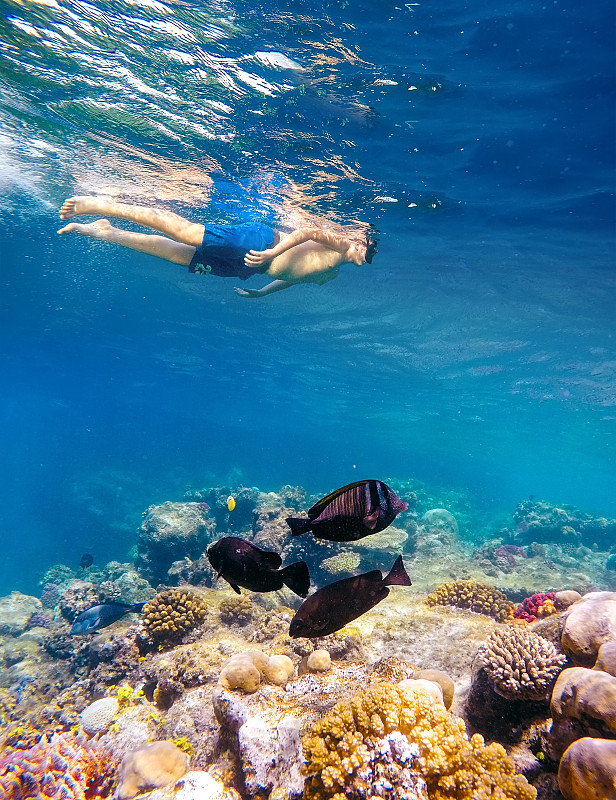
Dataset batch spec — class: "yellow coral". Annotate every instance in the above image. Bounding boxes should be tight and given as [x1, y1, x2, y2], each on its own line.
[142, 589, 208, 642]
[172, 736, 194, 756]
[302, 683, 536, 800]
[426, 580, 514, 622]
[116, 685, 134, 709]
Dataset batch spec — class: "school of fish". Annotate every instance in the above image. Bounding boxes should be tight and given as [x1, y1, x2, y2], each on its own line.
[73, 479, 411, 637]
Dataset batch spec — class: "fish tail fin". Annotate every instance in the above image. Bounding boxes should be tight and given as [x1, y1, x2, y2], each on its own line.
[281, 560, 311, 597]
[286, 517, 310, 536]
[129, 602, 146, 613]
[383, 555, 412, 587]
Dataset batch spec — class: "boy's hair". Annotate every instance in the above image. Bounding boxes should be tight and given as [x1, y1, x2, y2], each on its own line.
[364, 234, 378, 263]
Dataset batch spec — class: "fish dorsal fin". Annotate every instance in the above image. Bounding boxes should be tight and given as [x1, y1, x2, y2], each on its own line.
[308, 479, 377, 518]
[249, 543, 282, 569]
[363, 509, 380, 529]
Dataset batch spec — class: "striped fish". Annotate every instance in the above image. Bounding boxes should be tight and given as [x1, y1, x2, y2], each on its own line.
[286, 479, 408, 542]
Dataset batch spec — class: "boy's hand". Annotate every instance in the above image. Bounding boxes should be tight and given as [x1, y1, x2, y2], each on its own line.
[234, 286, 262, 298]
[244, 248, 274, 266]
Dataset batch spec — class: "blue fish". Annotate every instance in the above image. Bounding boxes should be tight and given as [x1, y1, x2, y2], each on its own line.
[70, 601, 145, 635]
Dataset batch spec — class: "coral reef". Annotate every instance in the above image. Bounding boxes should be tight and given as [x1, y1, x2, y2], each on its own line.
[301, 682, 536, 800]
[426, 580, 514, 622]
[136, 502, 215, 585]
[116, 740, 189, 800]
[9, 480, 616, 800]
[512, 498, 616, 549]
[475, 625, 567, 701]
[142, 589, 208, 644]
[0, 732, 116, 799]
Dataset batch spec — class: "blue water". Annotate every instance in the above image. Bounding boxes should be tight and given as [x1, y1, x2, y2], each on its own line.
[1, 0, 614, 595]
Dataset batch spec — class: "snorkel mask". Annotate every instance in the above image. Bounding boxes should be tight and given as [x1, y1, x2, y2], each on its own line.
[364, 234, 378, 264]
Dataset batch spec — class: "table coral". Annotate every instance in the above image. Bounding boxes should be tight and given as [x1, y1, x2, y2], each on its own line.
[0, 732, 116, 799]
[302, 682, 536, 800]
[476, 625, 566, 701]
[426, 580, 514, 622]
[142, 589, 208, 643]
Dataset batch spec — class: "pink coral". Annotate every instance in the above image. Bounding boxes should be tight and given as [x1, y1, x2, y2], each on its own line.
[493, 544, 526, 567]
[0, 732, 116, 799]
[513, 592, 557, 622]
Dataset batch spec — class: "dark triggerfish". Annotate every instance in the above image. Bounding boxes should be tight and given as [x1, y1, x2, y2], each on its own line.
[286, 479, 408, 542]
[70, 601, 145, 635]
[289, 555, 411, 638]
[207, 536, 310, 597]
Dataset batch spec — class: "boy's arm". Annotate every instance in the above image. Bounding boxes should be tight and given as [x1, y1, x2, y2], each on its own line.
[244, 227, 351, 266]
[234, 280, 294, 298]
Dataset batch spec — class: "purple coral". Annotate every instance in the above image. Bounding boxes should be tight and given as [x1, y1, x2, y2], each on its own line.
[493, 544, 526, 568]
[26, 612, 52, 629]
[0, 732, 116, 799]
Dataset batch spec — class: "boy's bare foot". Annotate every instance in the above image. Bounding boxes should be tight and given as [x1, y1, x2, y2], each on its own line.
[57, 219, 113, 238]
[59, 195, 115, 220]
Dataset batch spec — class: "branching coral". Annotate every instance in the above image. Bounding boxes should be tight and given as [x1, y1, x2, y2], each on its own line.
[426, 580, 514, 622]
[0, 732, 116, 799]
[476, 625, 567, 701]
[302, 682, 536, 800]
[142, 589, 208, 643]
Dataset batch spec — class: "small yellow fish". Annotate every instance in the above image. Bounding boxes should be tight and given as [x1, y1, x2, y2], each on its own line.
[227, 495, 236, 511]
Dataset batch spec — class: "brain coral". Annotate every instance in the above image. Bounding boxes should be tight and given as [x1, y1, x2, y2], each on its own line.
[142, 589, 208, 642]
[476, 625, 567, 701]
[302, 682, 536, 800]
[426, 580, 514, 622]
[80, 696, 118, 736]
[0, 732, 116, 799]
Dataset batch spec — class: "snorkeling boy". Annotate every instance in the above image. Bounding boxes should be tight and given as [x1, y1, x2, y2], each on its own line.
[57, 196, 377, 298]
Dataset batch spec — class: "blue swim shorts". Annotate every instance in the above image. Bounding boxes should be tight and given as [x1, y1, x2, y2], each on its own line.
[188, 222, 275, 280]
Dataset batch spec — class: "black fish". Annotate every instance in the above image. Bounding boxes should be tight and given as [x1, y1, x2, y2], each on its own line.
[79, 553, 94, 569]
[207, 536, 310, 597]
[70, 602, 145, 635]
[286, 480, 408, 542]
[289, 555, 411, 638]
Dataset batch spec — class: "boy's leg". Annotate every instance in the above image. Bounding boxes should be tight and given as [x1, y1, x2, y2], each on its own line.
[59, 196, 205, 247]
[57, 219, 196, 266]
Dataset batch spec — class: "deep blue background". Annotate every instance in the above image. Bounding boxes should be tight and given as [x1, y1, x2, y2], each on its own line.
[1, 0, 614, 594]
